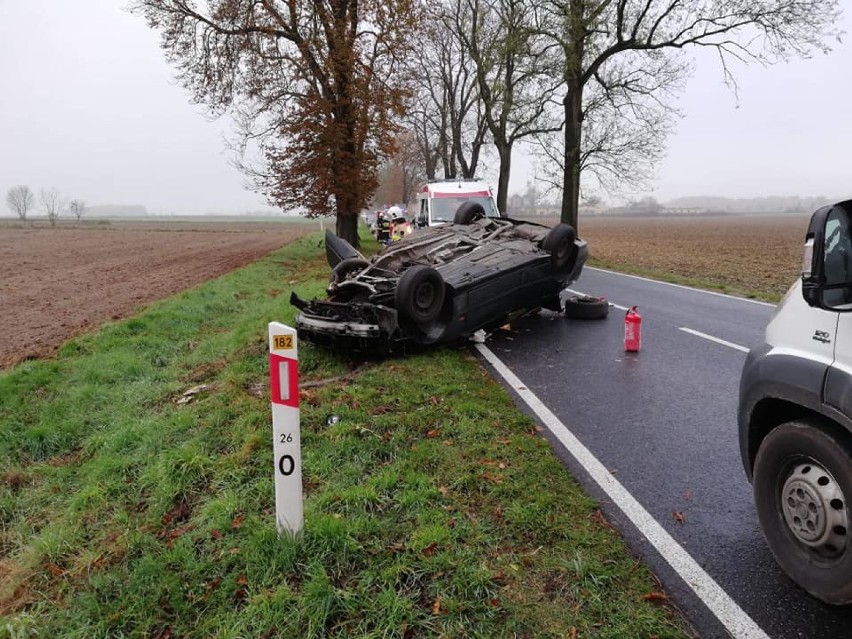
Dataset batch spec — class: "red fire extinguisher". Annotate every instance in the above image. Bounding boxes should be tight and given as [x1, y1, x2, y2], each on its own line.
[624, 306, 641, 352]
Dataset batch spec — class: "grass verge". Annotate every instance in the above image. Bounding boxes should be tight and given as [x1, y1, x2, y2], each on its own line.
[0, 233, 691, 638]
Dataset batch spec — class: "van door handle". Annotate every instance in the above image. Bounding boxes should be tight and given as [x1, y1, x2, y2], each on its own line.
[813, 330, 832, 344]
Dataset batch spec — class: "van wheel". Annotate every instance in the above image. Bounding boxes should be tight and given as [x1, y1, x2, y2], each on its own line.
[454, 202, 485, 225]
[753, 419, 852, 604]
[395, 266, 445, 324]
[542, 224, 578, 269]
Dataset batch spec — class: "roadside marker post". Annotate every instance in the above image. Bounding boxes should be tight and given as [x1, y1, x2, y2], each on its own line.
[268, 322, 303, 537]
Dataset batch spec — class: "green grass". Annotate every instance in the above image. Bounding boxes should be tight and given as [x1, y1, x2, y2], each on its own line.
[0, 232, 691, 638]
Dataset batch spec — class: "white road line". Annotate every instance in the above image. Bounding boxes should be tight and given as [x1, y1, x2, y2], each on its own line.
[587, 267, 776, 307]
[563, 287, 629, 311]
[474, 343, 769, 639]
[679, 327, 750, 353]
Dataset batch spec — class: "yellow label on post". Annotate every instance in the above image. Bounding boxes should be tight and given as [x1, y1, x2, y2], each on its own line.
[273, 334, 294, 350]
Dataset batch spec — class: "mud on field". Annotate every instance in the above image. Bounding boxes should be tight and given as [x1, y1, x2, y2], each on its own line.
[576, 215, 809, 298]
[0, 220, 313, 370]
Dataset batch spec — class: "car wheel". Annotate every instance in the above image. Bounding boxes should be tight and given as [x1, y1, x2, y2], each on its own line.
[395, 265, 446, 324]
[542, 223, 578, 269]
[753, 419, 852, 604]
[563, 294, 609, 319]
[454, 202, 485, 225]
[330, 257, 369, 285]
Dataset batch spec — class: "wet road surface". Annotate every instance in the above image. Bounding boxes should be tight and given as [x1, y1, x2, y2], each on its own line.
[476, 267, 852, 638]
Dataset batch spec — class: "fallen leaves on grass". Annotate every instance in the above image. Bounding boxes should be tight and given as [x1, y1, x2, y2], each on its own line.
[173, 384, 214, 405]
[480, 472, 504, 485]
[642, 592, 669, 604]
[204, 576, 222, 600]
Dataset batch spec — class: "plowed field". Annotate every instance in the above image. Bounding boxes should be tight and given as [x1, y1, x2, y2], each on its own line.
[0, 220, 314, 370]
[1, 215, 809, 371]
[575, 215, 808, 298]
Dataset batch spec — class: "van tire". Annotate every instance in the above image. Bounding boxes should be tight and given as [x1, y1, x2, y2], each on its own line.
[454, 202, 485, 225]
[753, 419, 852, 605]
[542, 224, 578, 269]
[395, 265, 445, 324]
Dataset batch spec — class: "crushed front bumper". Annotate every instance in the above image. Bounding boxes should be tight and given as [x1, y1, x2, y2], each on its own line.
[290, 292, 400, 352]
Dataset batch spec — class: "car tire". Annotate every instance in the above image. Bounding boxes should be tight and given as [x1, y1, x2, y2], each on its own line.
[395, 265, 446, 324]
[542, 223, 578, 269]
[563, 295, 609, 319]
[454, 201, 485, 225]
[330, 257, 369, 285]
[752, 419, 852, 605]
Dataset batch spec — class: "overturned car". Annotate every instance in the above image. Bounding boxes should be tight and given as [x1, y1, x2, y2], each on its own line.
[290, 203, 588, 353]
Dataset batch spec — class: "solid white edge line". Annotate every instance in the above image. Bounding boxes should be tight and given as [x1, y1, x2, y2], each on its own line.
[474, 343, 769, 639]
[679, 327, 750, 353]
[587, 267, 776, 307]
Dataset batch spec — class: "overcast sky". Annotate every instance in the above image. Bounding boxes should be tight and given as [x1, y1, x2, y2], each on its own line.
[1, 2, 850, 214]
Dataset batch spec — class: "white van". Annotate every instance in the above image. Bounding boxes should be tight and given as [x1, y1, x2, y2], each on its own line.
[413, 179, 502, 227]
[738, 199, 852, 604]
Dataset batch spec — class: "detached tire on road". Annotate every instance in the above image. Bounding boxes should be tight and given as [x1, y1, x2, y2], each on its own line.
[395, 265, 445, 324]
[752, 419, 852, 605]
[563, 295, 609, 320]
[542, 223, 578, 269]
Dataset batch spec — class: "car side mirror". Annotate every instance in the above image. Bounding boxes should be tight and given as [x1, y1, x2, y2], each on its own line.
[801, 235, 819, 306]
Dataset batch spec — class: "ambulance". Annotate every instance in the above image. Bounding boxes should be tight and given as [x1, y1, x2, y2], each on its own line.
[413, 179, 502, 227]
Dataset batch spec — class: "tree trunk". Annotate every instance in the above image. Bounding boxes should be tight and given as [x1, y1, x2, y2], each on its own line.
[495, 144, 512, 215]
[560, 81, 583, 231]
[336, 210, 360, 248]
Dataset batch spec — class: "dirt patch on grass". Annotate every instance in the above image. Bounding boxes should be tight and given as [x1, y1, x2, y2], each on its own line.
[0, 220, 313, 370]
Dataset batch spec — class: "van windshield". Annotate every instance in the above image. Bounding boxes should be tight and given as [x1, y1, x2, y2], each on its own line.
[431, 196, 499, 223]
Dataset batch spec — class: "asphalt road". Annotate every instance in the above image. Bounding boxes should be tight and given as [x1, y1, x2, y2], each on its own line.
[476, 267, 852, 639]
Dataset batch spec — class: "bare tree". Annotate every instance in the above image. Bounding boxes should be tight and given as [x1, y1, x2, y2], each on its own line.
[133, 0, 419, 248]
[532, 50, 684, 201]
[40, 188, 65, 227]
[6, 185, 34, 221]
[408, 3, 489, 182]
[68, 199, 86, 221]
[374, 131, 428, 206]
[537, 0, 841, 230]
[455, 0, 563, 214]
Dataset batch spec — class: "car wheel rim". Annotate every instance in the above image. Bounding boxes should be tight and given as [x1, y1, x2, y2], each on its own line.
[780, 462, 848, 557]
[414, 283, 436, 312]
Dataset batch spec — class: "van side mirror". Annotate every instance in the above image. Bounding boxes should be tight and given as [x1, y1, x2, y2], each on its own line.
[802, 201, 852, 310]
